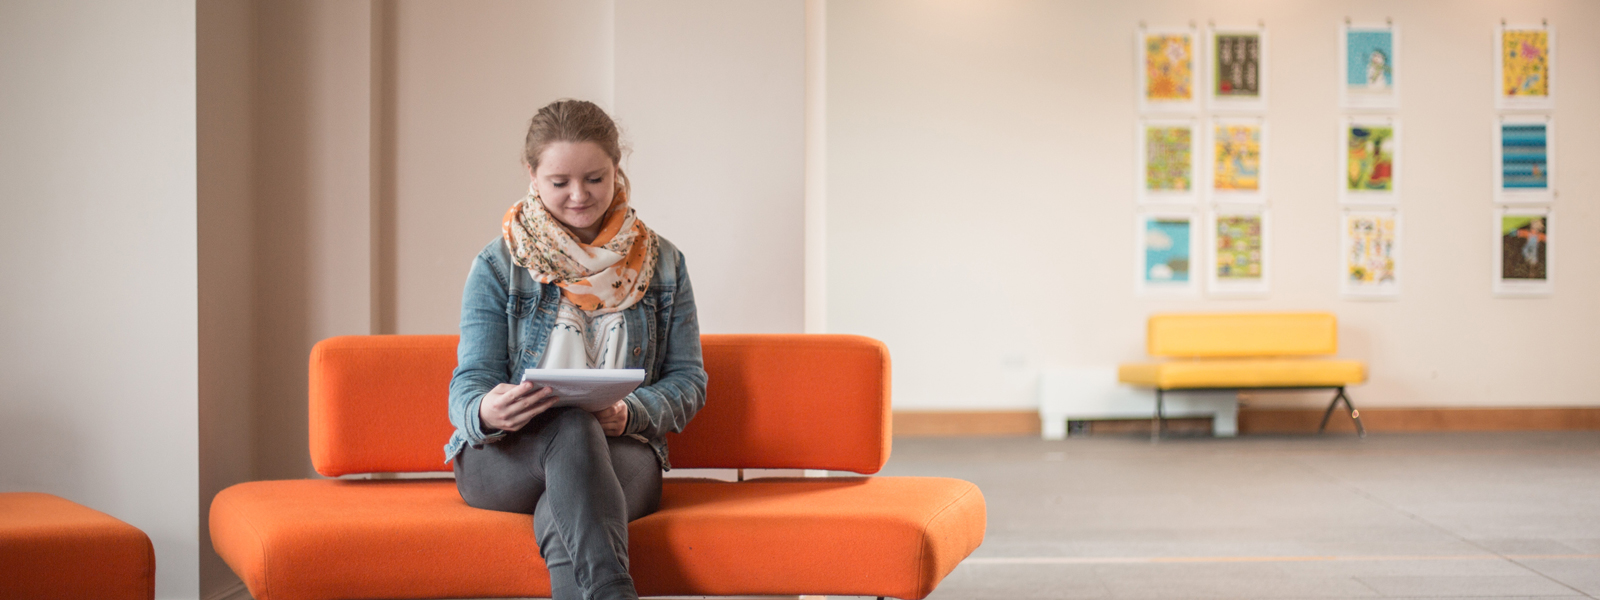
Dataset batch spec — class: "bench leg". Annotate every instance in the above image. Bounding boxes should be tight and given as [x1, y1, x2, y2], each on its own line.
[1151, 388, 1166, 443]
[1317, 387, 1366, 438]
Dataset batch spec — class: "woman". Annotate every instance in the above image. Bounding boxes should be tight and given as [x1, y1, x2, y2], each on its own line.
[444, 99, 707, 600]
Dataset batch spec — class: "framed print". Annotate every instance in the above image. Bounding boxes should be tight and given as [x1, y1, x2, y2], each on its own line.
[1493, 114, 1554, 204]
[1207, 25, 1267, 111]
[1496, 23, 1554, 110]
[1341, 116, 1399, 204]
[1208, 206, 1269, 296]
[1340, 22, 1398, 109]
[1494, 207, 1553, 296]
[1209, 116, 1267, 203]
[1138, 26, 1199, 113]
[1341, 208, 1401, 299]
[1137, 118, 1199, 203]
[1136, 211, 1200, 296]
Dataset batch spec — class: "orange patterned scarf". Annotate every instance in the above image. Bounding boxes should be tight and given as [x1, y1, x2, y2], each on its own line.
[502, 185, 658, 314]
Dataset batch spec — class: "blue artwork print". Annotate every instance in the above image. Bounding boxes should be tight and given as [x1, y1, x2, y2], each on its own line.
[1501, 123, 1548, 189]
[1346, 30, 1393, 89]
[1144, 218, 1191, 283]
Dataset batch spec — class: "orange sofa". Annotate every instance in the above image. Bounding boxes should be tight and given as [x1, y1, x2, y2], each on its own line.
[0, 492, 155, 600]
[210, 334, 986, 600]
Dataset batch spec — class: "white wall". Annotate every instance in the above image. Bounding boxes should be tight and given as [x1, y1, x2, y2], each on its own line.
[0, 2, 199, 599]
[828, 0, 1600, 411]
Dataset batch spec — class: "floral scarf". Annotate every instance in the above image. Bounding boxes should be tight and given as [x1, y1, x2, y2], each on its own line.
[502, 185, 658, 314]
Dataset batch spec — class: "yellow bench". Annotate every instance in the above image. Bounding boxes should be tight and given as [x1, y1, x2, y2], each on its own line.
[1118, 312, 1368, 440]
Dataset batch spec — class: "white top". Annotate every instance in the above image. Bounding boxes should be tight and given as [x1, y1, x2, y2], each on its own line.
[538, 297, 630, 370]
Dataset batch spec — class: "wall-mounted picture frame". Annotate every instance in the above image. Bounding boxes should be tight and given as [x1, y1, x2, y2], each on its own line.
[1340, 115, 1399, 204]
[1137, 118, 1199, 204]
[1494, 206, 1553, 297]
[1340, 208, 1401, 299]
[1493, 114, 1554, 204]
[1208, 205, 1269, 297]
[1340, 22, 1399, 110]
[1208, 116, 1267, 203]
[1137, 26, 1199, 113]
[1206, 24, 1267, 112]
[1136, 211, 1200, 296]
[1496, 23, 1554, 110]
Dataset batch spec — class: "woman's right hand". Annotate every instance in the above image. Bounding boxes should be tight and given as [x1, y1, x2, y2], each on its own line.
[478, 382, 558, 433]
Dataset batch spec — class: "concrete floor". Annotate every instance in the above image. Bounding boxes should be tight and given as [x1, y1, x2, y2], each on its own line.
[875, 432, 1600, 600]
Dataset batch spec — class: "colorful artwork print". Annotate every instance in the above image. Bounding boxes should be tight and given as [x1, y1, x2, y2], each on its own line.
[1501, 123, 1549, 190]
[1145, 34, 1193, 101]
[1501, 214, 1548, 280]
[1144, 217, 1192, 283]
[1502, 29, 1549, 98]
[1347, 125, 1394, 191]
[1215, 215, 1263, 280]
[1213, 125, 1261, 191]
[1145, 126, 1192, 191]
[1346, 30, 1393, 90]
[1345, 214, 1397, 287]
[1214, 34, 1260, 97]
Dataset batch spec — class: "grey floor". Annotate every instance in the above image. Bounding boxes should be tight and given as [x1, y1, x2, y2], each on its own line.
[872, 432, 1600, 600]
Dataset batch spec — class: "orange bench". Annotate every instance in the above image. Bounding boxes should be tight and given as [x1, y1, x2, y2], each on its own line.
[210, 334, 986, 600]
[0, 493, 155, 600]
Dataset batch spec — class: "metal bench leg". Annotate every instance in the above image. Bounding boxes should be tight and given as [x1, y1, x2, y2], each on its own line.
[1317, 390, 1339, 433]
[1151, 389, 1165, 443]
[1342, 388, 1366, 438]
[1318, 387, 1366, 438]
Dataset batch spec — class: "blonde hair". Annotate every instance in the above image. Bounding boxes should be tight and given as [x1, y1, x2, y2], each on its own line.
[523, 99, 629, 191]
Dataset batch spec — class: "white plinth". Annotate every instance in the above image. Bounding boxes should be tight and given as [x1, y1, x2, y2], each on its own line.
[1038, 367, 1238, 440]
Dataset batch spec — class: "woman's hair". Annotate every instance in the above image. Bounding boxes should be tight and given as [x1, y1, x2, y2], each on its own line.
[523, 99, 628, 189]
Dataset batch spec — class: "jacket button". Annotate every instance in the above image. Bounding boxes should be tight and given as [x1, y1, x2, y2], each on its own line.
[632, 347, 641, 356]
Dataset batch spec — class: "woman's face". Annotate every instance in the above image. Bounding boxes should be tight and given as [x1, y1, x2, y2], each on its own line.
[529, 141, 617, 244]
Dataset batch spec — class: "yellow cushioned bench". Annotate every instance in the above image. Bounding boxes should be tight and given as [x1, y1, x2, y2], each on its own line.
[1117, 313, 1368, 439]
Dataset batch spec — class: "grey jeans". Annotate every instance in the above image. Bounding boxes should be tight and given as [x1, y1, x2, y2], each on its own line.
[454, 407, 663, 600]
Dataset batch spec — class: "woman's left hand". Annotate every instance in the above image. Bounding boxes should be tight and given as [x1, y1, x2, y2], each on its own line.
[591, 400, 629, 437]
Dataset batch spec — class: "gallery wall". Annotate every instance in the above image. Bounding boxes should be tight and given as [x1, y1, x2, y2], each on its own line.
[0, 1, 200, 598]
[827, 0, 1600, 411]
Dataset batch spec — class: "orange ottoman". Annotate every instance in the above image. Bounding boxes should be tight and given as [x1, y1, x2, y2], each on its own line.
[0, 493, 155, 600]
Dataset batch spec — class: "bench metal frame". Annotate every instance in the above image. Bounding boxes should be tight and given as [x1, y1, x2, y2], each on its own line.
[1152, 385, 1365, 442]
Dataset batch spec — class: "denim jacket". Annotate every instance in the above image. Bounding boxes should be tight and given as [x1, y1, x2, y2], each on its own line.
[445, 235, 707, 470]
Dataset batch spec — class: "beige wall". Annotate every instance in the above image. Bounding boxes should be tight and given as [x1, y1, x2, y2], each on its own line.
[198, 1, 804, 593]
[386, 0, 616, 335]
[238, 0, 805, 481]
[616, 0, 807, 334]
[197, 0, 255, 596]
[0, 2, 200, 598]
[250, 0, 381, 483]
[827, 0, 1600, 411]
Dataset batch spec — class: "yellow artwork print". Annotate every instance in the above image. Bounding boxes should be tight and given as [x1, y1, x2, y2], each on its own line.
[1345, 215, 1397, 285]
[1145, 34, 1193, 101]
[1213, 125, 1261, 191]
[1502, 30, 1549, 98]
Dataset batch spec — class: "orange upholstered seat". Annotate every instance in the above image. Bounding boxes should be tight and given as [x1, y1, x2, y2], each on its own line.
[212, 334, 986, 600]
[212, 476, 983, 600]
[0, 492, 155, 600]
